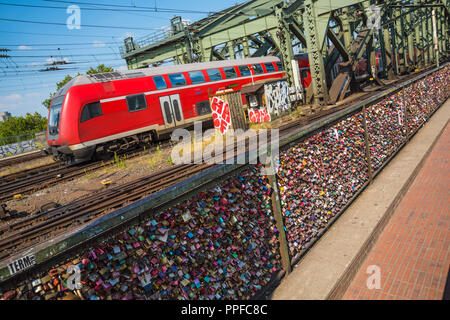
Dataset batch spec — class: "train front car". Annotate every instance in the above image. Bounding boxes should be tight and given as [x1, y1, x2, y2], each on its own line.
[47, 77, 95, 165]
[47, 57, 285, 165]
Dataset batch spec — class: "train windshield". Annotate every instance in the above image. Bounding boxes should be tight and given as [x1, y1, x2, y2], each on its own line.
[48, 95, 64, 136]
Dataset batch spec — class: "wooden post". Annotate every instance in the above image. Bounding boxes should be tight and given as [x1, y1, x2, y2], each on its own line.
[228, 91, 248, 131]
[214, 90, 248, 132]
[362, 105, 374, 182]
[266, 153, 292, 274]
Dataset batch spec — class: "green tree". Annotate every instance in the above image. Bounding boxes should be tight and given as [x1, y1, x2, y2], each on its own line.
[42, 65, 114, 109]
[86, 64, 114, 75]
[0, 112, 48, 145]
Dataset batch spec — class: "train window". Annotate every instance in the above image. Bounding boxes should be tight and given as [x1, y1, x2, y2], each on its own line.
[238, 65, 251, 76]
[223, 67, 237, 79]
[206, 68, 222, 81]
[301, 69, 308, 80]
[172, 99, 182, 122]
[264, 62, 275, 72]
[126, 94, 147, 112]
[163, 101, 173, 124]
[276, 61, 284, 71]
[188, 71, 206, 84]
[252, 64, 264, 74]
[196, 100, 211, 116]
[80, 102, 103, 123]
[153, 76, 167, 90]
[168, 73, 187, 87]
[49, 95, 64, 135]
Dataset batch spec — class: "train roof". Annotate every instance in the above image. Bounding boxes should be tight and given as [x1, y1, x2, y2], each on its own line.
[69, 56, 281, 86]
[53, 56, 280, 97]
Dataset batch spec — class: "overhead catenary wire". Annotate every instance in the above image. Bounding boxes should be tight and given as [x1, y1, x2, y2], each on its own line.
[0, 29, 126, 39]
[0, 64, 128, 88]
[1, 60, 116, 69]
[0, 1, 279, 50]
[0, 64, 128, 77]
[0, 2, 172, 20]
[0, 0, 281, 105]
[0, 59, 128, 68]
[0, 58, 128, 70]
[0, 1, 188, 16]
[43, 0, 252, 16]
[0, 17, 168, 31]
[2, 42, 122, 47]
[6, 48, 119, 53]
[8, 52, 119, 58]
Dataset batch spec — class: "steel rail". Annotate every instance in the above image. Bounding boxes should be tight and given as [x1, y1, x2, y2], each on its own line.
[0, 151, 46, 169]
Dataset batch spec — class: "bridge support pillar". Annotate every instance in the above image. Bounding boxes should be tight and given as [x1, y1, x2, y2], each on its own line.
[303, 0, 329, 107]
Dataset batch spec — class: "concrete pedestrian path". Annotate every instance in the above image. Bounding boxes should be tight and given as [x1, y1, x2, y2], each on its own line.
[271, 98, 450, 300]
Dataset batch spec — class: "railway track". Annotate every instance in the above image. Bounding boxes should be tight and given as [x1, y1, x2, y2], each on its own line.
[0, 65, 442, 261]
[0, 144, 171, 203]
[0, 66, 433, 203]
[0, 161, 109, 202]
[0, 164, 211, 260]
[0, 127, 279, 259]
[0, 162, 62, 185]
[0, 150, 47, 169]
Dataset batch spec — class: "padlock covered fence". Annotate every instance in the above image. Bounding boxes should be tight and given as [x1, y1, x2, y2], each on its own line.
[0, 64, 449, 300]
[1, 164, 284, 300]
[278, 112, 370, 259]
[278, 66, 449, 264]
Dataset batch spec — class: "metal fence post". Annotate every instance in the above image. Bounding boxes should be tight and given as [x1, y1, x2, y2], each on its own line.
[402, 86, 410, 141]
[362, 105, 373, 182]
[266, 152, 292, 274]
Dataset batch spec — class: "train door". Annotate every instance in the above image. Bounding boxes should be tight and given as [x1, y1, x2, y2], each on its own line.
[159, 94, 184, 128]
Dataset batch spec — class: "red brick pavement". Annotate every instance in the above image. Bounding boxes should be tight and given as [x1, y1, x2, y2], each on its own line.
[343, 123, 450, 300]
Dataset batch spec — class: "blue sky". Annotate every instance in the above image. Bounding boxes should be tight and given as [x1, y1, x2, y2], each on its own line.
[0, 0, 245, 117]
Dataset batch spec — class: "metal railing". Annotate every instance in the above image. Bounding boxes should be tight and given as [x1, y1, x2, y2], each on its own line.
[119, 21, 191, 55]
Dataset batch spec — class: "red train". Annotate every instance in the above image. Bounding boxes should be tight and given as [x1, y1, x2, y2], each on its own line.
[295, 52, 383, 88]
[47, 56, 285, 164]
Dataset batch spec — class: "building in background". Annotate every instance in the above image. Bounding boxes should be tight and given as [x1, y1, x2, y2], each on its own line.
[0, 112, 11, 122]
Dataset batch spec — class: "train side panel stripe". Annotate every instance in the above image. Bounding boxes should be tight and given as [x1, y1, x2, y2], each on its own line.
[99, 72, 284, 104]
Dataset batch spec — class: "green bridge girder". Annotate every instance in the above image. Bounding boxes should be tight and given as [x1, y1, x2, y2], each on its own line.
[120, 0, 449, 108]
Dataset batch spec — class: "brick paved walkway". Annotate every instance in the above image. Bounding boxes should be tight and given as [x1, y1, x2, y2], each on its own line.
[343, 122, 450, 300]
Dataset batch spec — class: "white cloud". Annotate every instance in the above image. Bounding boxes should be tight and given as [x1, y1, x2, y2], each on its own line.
[0, 91, 49, 116]
[25, 92, 40, 98]
[46, 57, 70, 64]
[93, 40, 106, 48]
[18, 45, 32, 50]
[2, 93, 22, 102]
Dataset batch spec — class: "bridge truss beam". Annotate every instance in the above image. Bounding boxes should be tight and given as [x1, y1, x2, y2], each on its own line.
[120, 0, 449, 109]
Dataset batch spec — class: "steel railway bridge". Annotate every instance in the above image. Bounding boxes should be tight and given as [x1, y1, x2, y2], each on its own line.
[119, 0, 449, 108]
